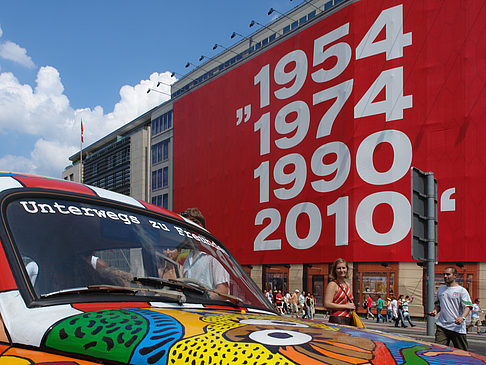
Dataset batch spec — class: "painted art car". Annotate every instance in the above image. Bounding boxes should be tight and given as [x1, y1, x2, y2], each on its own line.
[0, 172, 484, 365]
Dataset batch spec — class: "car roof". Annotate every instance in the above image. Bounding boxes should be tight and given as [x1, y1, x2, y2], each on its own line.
[0, 171, 182, 221]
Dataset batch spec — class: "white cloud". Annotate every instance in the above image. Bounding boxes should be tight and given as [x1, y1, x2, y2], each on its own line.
[0, 27, 173, 178]
[0, 154, 36, 173]
[0, 40, 35, 69]
[30, 139, 79, 175]
[0, 66, 172, 178]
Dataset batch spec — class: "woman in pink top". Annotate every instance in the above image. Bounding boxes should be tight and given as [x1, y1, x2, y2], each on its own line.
[324, 258, 356, 325]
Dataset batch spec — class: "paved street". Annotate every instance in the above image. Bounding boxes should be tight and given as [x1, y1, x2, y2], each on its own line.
[311, 315, 486, 357]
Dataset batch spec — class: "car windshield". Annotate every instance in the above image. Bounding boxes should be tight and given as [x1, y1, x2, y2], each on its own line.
[4, 195, 271, 310]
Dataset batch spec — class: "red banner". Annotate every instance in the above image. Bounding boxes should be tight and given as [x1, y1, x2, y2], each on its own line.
[174, 0, 486, 264]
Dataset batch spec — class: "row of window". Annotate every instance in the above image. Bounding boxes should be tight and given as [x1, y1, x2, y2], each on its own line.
[88, 168, 131, 196]
[151, 167, 168, 190]
[282, 10, 316, 35]
[151, 140, 169, 165]
[172, 5, 332, 98]
[151, 111, 173, 137]
[152, 193, 169, 209]
[83, 137, 130, 180]
[85, 136, 130, 162]
[87, 151, 129, 175]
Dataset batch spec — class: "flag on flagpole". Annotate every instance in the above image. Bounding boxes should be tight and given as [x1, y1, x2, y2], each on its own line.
[81, 119, 84, 143]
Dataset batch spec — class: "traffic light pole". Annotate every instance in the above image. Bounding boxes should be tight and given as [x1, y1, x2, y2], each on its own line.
[426, 173, 436, 336]
[411, 167, 437, 336]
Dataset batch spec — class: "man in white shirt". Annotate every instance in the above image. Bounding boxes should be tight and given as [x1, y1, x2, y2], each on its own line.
[429, 267, 472, 350]
[180, 207, 229, 297]
[391, 297, 398, 325]
[402, 296, 416, 327]
[298, 291, 306, 318]
[182, 250, 229, 295]
[467, 298, 482, 335]
[283, 292, 291, 314]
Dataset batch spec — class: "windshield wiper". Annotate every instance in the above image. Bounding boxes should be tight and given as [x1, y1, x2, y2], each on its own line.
[137, 277, 245, 307]
[133, 277, 206, 295]
[40, 284, 186, 305]
[40, 285, 138, 298]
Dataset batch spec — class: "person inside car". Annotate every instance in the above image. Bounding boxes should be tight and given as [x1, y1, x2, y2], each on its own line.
[180, 208, 229, 296]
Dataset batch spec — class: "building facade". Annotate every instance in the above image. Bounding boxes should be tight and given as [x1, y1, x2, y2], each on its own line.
[149, 104, 174, 210]
[64, 0, 486, 317]
[63, 110, 153, 203]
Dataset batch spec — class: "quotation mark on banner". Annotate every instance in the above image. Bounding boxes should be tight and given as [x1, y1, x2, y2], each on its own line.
[440, 188, 455, 212]
[236, 104, 251, 125]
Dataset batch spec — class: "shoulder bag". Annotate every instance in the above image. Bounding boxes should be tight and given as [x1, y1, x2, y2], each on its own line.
[335, 281, 366, 329]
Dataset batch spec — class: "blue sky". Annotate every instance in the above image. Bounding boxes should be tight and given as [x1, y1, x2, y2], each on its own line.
[0, 0, 297, 177]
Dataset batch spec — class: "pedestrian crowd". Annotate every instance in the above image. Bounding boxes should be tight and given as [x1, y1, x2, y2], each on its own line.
[363, 293, 416, 328]
[263, 288, 316, 319]
[262, 263, 484, 353]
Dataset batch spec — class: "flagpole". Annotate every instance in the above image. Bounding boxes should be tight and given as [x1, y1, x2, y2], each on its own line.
[80, 119, 83, 183]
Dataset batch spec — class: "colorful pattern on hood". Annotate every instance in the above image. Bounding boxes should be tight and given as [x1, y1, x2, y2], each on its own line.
[42, 307, 486, 364]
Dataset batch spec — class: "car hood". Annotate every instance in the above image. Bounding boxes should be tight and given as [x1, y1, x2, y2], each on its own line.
[33, 303, 486, 364]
